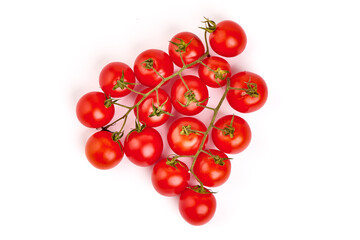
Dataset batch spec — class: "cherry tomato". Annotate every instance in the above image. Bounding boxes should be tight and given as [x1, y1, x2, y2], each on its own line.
[167, 117, 208, 155]
[171, 75, 209, 116]
[209, 20, 247, 57]
[198, 56, 231, 88]
[193, 149, 231, 187]
[227, 71, 268, 113]
[133, 49, 174, 87]
[85, 131, 124, 170]
[179, 186, 216, 226]
[168, 32, 205, 68]
[151, 158, 190, 196]
[76, 91, 114, 128]
[212, 115, 251, 154]
[99, 62, 136, 98]
[134, 88, 172, 127]
[124, 127, 163, 167]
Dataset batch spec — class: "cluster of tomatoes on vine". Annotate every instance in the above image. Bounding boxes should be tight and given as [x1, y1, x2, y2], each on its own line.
[76, 18, 268, 226]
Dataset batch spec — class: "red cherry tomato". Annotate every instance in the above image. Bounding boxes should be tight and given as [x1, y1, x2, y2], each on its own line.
[134, 88, 172, 127]
[227, 71, 268, 113]
[151, 158, 190, 196]
[168, 32, 205, 68]
[85, 131, 124, 170]
[76, 91, 114, 128]
[209, 20, 247, 57]
[124, 127, 163, 167]
[99, 62, 136, 98]
[167, 117, 208, 155]
[193, 149, 231, 187]
[198, 56, 231, 88]
[134, 49, 174, 87]
[171, 75, 209, 116]
[179, 186, 216, 226]
[212, 115, 251, 154]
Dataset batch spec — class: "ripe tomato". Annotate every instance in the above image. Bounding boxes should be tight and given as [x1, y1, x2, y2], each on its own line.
[193, 149, 231, 187]
[99, 62, 136, 98]
[227, 71, 268, 113]
[133, 49, 174, 87]
[167, 117, 208, 155]
[171, 75, 209, 116]
[134, 88, 172, 127]
[124, 127, 163, 167]
[76, 91, 114, 128]
[198, 56, 231, 88]
[168, 32, 205, 68]
[151, 158, 190, 196]
[209, 20, 247, 57]
[212, 115, 251, 154]
[179, 186, 216, 226]
[85, 131, 124, 170]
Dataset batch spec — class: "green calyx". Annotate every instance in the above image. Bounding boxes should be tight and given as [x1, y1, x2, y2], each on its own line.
[214, 68, 229, 80]
[180, 125, 201, 136]
[142, 58, 154, 70]
[188, 185, 215, 194]
[112, 70, 136, 90]
[199, 17, 217, 33]
[111, 131, 123, 142]
[169, 37, 193, 53]
[148, 98, 173, 118]
[222, 114, 236, 138]
[231, 78, 260, 98]
[177, 89, 197, 108]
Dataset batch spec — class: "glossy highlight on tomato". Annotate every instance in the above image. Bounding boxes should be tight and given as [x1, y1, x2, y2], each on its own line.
[76, 91, 114, 128]
[227, 71, 268, 113]
[212, 115, 251, 154]
[193, 149, 231, 187]
[209, 20, 247, 57]
[171, 75, 209, 116]
[134, 49, 174, 87]
[179, 186, 216, 226]
[167, 117, 208, 155]
[151, 158, 190, 196]
[99, 62, 136, 98]
[168, 32, 205, 68]
[124, 127, 163, 167]
[85, 131, 124, 170]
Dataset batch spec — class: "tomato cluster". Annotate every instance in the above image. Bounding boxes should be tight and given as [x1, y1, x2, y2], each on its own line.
[76, 18, 268, 226]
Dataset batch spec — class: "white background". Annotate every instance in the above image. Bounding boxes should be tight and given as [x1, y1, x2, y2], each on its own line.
[1, 0, 359, 239]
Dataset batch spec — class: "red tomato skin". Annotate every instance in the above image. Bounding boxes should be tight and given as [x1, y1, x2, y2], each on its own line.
[85, 131, 124, 170]
[99, 62, 135, 98]
[212, 115, 251, 154]
[76, 91, 114, 128]
[167, 117, 208, 155]
[134, 88, 172, 127]
[124, 127, 163, 167]
[209, 20, 247, 57]
[227, 71, 268, 113]
[198, 56, 231, 88]
[179, 187, 216, 226]
[151, 158, 190, 196]
[171, 75, 209, 116]
[168, 32, 205, 68]
[193, 149, 231, 187]
[133, 49, 174, 87]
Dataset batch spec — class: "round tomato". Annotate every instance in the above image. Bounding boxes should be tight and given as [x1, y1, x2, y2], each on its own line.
[167, 117, 208, 155]
[133, 49, 174, 87]
[134, 88, 172, 127]
[227, 71, 268, 113]
[151, 158, 190, 196]
[124, 127, 163, 167]
[209, 20, 247, 57]
[76, 91, 114, 128]
[179, 186, 216, 226]
[193, 149, 231, 187]
[198, 56, 231, 88]
[85, 131, 124, 170]
[171, 75, 209, 115]
[99, 62, 136, 98]
[168, 32, 205, 68]
[212, 115, 251, 154]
